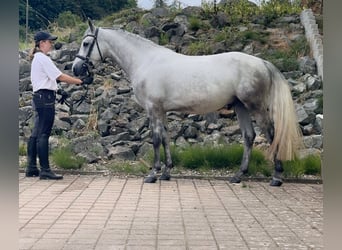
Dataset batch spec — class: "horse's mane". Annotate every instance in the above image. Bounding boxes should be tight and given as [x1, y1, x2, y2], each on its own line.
[101, 27, 165, 50]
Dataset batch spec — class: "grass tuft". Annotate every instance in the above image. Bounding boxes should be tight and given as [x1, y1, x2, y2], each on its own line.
[107, 161, 149, 176]
[143, 143, 320, 178]
[283, 154, 321, 178]
[51, 146, 86, 170]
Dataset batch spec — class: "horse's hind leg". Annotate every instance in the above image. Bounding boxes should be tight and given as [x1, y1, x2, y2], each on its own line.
[256, 114, 284, 187]
[264, 126, 284, 187]
[271, 159, 284, 186]
[230, 100, 256, 183]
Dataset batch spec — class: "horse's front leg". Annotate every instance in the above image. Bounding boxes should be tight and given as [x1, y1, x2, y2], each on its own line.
[144, 114, 163, 183]
[144, 129, 161, 183]
[160, 124, 173, 181]
[230, 101, 256, 183]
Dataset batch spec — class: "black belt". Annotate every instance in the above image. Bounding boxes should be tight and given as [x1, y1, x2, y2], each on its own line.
[34, 89, 56, 94]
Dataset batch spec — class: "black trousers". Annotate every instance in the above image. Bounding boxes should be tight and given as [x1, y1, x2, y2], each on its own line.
[31, 89, 56, 170]
[32, 89, 56, 137]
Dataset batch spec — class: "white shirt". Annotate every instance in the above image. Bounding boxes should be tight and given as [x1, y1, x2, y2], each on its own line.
[31, 52, 62, 92]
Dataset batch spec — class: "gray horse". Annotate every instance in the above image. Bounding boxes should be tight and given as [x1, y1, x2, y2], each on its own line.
[72, 20, 303, 186]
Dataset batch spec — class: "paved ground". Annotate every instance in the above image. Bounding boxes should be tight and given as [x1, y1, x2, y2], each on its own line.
[19, 173, 323, 250]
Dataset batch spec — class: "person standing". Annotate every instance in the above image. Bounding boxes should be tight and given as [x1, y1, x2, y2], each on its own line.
[26, 31, 93, 180]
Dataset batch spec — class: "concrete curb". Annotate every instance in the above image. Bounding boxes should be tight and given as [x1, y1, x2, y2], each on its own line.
[300, 8, 323, 80]
[19, 169, 322, 184]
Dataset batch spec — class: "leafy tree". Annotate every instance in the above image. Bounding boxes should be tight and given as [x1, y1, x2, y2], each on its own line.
[154, 0, 167, 8]
[19, 0, 137, 30]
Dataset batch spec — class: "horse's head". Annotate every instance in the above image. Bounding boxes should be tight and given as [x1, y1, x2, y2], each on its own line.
[72, 18, 104, 77]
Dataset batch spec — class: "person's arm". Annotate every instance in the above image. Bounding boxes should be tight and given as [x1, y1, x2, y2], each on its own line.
[57, 73, 82, 85]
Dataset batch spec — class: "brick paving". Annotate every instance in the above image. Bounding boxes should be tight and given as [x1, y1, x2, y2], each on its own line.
[19, 173, 323, 249]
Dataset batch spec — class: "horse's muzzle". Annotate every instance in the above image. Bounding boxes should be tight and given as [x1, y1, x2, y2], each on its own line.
[72, 60, 90, 77]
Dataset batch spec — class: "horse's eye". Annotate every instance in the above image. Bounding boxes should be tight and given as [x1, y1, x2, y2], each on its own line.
[83, 41, 89, 47]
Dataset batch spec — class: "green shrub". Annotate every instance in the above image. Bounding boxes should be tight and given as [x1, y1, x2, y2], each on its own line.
[290, 36, 311, 57]
[203, 0, 301, 26]
[189, 16, 203, 31]
[241, 30, 269, 44]
[51, 146, 86, 170]
[316, 95, 323, 114]
[260, 36, 310, 72]
[19, 143, 26, 156]
[214, 30, 228, 43]
[159, 33, 169, 45]
[108, 161, 149, 176]
[260, 0, 302, 22]
[283, 154, 321, 177]
[224, 0, 259, 25]
[56, 11, 82, 28]
[187, 41, 212, 55]
[302, 154, 321, 175]
[261, 49, 299, 72]
[143, 143, 321, 178]
[248, 149, 272, 177]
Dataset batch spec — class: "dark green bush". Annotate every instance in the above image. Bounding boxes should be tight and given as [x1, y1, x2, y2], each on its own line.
[144, 143, 321, 178]
[283, 154, 321, 177]
[56, 11, 82, 28]
[51, 146, 86, 170]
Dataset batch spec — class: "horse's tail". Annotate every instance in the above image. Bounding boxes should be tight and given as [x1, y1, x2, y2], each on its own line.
[266, 62, 303, 161]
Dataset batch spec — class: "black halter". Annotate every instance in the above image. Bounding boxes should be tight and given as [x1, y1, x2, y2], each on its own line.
[76, 27, 104, 64]
[72, 28, 104, 108]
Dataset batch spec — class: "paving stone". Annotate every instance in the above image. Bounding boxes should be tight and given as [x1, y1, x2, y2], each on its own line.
[19, 174, 323, 249]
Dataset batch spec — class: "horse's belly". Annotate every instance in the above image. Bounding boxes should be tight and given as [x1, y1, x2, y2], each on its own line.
[167, 92, 234, 114]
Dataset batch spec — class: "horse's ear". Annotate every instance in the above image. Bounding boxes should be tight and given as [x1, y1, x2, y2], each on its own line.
[87, 17, 95, 33]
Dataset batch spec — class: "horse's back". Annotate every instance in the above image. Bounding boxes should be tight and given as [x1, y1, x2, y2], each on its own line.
[134, 51, 271, 114]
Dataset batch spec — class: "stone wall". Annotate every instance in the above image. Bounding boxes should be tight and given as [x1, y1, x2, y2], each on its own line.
[300, 8, 323, 80]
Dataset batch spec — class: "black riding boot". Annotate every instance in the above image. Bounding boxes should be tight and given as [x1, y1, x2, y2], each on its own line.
[37, 134, 63, 180]
[25, 136, 40, 177]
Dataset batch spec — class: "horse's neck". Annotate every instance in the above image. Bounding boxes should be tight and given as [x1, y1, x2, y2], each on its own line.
[101, 28, 166, 77]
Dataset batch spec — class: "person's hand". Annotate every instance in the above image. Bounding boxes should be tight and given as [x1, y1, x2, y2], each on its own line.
[56, 89, 69, 104]
[81, 76, 94, 85]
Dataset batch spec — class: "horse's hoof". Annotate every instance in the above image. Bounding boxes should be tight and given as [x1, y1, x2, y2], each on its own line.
[159, 173, 171, 181]
[144, 176, 157, 183]
[270, 179, 283, 187]
[230, 176, 241, 184]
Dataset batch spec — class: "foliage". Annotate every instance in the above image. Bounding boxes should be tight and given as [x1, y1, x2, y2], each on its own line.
[100, 8, 144, 27]
[202, 0, 302, 25]
[187, 41, 212, 55]
[214, 26, 269, 48]
[159, 33, 170, 45]
[169, 0, 183, 12]
[56, 11, 82, 28]
[188, 16, 203, 31]
[143, 143, 321, 178]
[223, 0, 259, 25]
[261, 49, 299, 72]
[51, 146, 86, 170]
[241, 30, 269, 44]
[19, 143, 26, 156]
[260, 36, 310, 72]
[19, 0, 137, 30]
[283, 154, 321, 177]
[316, 95, 323, 114]
[154, 0, 167, 8]
[259, 0, 302, 22]
[107, 161, 149, 175]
